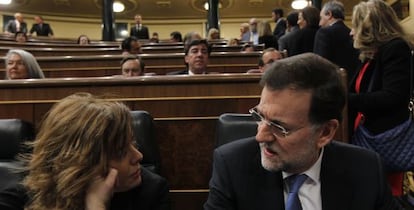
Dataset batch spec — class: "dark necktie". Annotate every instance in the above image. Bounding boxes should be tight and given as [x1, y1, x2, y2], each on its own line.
[286, 174, 307, 210]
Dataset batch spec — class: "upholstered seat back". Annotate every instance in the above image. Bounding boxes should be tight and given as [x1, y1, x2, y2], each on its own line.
[215, 113, 257, 147]
[0, 119, 34, 161]
[130, 111, 161, 174]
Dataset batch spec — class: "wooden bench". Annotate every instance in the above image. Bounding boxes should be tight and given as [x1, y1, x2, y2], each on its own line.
[0, 74, 262, 210]
[0, 52, 261, 77]
[0, 46, 122, 56]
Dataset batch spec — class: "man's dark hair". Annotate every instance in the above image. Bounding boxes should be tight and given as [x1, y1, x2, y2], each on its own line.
[286, 11, 299, 27]
[121, 36, 139, 51]
[272, 8, 284, 17]
[184, 39, 211, 56]
[170, 31, 182, 42]
[301, 6, 321, 29]
[260, 53, 345, 124]
[120, 55, 145, 72]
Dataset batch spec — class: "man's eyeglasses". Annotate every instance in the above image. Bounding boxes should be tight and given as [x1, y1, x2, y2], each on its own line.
[249, 106, 305, 138]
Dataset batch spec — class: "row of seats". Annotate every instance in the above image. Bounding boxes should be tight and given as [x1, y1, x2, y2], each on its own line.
[0, 111, 258, 189]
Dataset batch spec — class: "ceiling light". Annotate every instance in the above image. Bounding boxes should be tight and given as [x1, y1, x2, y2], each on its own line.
[113, 1, 125, 12]
[204, 1, 223, 10]
[291, 0, 311, 10]
[0, 0, 11, 5]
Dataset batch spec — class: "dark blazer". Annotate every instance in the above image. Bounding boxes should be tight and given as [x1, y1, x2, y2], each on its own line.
[278, 26, 299, 51]
[313, 21, 359, 82]
[348, 38, 411, 136]
[285, 26, 319, 57]
[29, 23, 54, 36]
[130, 25, 150, 40]
[0, 167, 170, 210]
[273, 19, 286, 39]
[204, 138, 399, 210]
[5, 20, 27, 34]
[259, 35, 278, 49]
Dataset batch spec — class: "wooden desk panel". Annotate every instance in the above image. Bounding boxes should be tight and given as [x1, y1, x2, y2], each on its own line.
[0, 74, 262, 190]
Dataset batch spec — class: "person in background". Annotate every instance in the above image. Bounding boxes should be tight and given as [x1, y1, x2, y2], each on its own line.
[285, 6, 320, 56]
[29, 16, 54, 37]
[271, 8, 287, 39]
[278, 11, 299, 52]
[77, 34, 90, 45]
[121, 36, 142, 56]
[14, 32, 27, 43]
[170, 31, 182, 42]
[121, 55, 145, 77]
[5, 13, 27, 34]
[247, 48, 282, 73]
[183, 31, 202, 49]
[4, 49, 44, 79]
[248, 18, 259, 45]
[313, 0, 359, 83]
[228, 38, 240, 46]
[239, 23, 250, 42]
[204, 53, 400, 210]
[348, 0, 412, 197]
[0, 92, 170, 210]
[130, 14, 149, 40]
[149, 32, 159, 43]
[258, 21, 278, 49]
[241, 43, 254, 52]
[167, 39, 211, 75]
[207, 28, 220, 41]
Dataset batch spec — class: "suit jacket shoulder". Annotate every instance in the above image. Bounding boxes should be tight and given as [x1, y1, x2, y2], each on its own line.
[320, 141, 400, 210]
[204, 137, 285, 210]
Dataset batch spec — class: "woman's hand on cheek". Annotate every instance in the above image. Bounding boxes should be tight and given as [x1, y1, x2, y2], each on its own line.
[85, 168, 118, 210]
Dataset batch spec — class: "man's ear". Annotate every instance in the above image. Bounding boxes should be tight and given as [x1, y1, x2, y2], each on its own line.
[316, 119, 338, 148]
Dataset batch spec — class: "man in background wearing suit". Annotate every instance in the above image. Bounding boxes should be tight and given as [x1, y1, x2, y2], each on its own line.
[29, 16, 54, 37]
[204, 53, 400, 210]
[313, 0, 359, 82]
[130, 14, 150, 40]
[5, 13, 27, 35]
[167, 39, 211, 75]
[271, 8, 287, 40]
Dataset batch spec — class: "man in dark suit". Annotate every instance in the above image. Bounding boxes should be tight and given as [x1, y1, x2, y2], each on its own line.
[167, 39, 211, 75]
[204, 53, 400, 210]
[271, 8, 286, 40]
[5, 13, 27, 34]
[130, 14, 149, 40]
[29, 16, 54, 37]
[313, 0, 359, 82]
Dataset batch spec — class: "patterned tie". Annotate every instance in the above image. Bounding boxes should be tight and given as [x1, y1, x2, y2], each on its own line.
[286, 174, 307, 210]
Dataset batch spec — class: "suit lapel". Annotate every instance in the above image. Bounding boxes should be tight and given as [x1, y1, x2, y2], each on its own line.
[320, 143, 352, 210]
[251, 144, 285, 210]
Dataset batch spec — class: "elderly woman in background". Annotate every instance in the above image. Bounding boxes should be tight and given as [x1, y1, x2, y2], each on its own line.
[5, 49, 44, 79]
[0, 92, 170, 210]
[349, 0, 412, 196]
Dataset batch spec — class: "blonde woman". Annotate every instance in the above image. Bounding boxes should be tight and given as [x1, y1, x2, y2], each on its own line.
[349, 0, 412, 196]
[0, 93, 170, 210]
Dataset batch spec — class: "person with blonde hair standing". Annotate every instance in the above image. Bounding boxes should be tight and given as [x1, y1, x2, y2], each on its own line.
[349, 0, 412, 196]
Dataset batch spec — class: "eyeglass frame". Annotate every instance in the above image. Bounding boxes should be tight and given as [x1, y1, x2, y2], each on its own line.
[249, 106, 307, 138]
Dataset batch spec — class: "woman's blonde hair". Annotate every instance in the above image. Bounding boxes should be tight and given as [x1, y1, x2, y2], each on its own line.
[257, 21, 272, 37]
[23, 92, 133, 210]
[352, 0, 407, 60]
